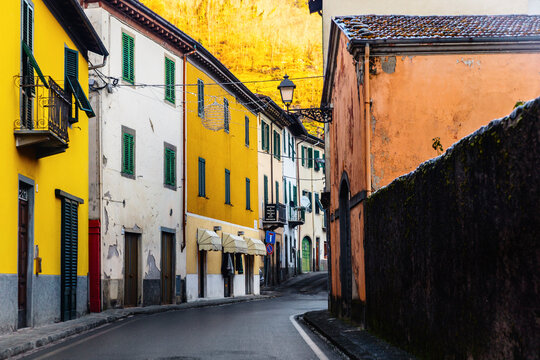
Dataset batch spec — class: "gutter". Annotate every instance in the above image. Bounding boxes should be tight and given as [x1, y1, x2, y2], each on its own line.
[89, 54, 108, 70]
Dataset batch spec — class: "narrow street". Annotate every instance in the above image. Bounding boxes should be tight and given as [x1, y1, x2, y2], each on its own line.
[22, 273, 342, 360]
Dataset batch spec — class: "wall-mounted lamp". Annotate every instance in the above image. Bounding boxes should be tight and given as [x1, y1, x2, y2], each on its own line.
[213, 226, 222, 232]
[237, 231, 245, 236]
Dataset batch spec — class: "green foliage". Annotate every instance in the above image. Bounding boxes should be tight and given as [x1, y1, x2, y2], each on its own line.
[142, 0, 324, 136]
[432, 137, 444, 155]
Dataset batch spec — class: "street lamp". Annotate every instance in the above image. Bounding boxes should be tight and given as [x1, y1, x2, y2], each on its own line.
[277, 74, 296, 111]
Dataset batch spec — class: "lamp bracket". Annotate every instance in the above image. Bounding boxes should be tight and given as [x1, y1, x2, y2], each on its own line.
[290, 104, 333, 123]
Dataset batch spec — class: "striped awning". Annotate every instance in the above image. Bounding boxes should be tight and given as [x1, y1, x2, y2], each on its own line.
[197, 229, 222, 251]
[222, 233, 248, 254]
[245, 237, 266, 256]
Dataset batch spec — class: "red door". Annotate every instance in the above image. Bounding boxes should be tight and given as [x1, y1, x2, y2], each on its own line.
[88, 220, 101, 312]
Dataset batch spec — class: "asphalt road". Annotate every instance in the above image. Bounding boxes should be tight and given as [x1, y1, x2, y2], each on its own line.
[23, 272, 343, 360]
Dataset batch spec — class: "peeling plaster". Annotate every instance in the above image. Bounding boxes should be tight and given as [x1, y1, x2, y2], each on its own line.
[107, 244, 120, 259]
[381, 56, 396, 74]
[457, 58, 481, 68]
[145, 252, 160, 279]
[102, 155, 108, 166]
[104, 207, 109, 234]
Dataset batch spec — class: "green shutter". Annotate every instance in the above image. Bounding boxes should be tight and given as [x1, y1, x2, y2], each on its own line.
[308, 148, 313, 168]
[224, 98, 229, 132]
[315, 193, 320, 214]
[122, 133, 134, 175]
[293, 186, 297, 207]
[246, 178, 251, 210]
[265, 123, 270, 151]
[60, 198, 79, 321]
[198, 157, 206, 197]
[245, 116, 249, 146]
[275, 181, 279, 204]
[165, 57, 175, 104]
[264, 175, 268, 205]
[198, 79, 204, 117]
[301, 146, 305, 166]
[284, 180, 287, 204]
[122, 33, 134, 83]
[21, 0, 34, 127]
[289, 182, 292, 206]
[165, 148, 176, 186]
[225, 169, 231, 204]
[314, 150, 320, 171]
[308, 192, 312, 212]
[322, 154, 325, 171]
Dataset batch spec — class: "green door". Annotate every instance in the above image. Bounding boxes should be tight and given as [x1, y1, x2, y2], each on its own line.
[302, 237, 311, 272]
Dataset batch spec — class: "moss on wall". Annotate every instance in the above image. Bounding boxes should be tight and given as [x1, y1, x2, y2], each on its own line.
[364, 98, 540, 359]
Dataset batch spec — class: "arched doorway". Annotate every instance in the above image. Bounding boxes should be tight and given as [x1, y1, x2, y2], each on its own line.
[339, 172, 352, 317]
[301, 236, 312, 272]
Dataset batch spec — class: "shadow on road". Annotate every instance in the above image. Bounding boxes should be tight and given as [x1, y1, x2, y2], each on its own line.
[263, 271, 328, 296]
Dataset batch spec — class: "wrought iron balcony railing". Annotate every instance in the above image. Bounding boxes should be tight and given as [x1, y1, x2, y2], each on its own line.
[263, 203, 287, 229]
[14, 76, 70, 157]
[288, 206, 305, 227]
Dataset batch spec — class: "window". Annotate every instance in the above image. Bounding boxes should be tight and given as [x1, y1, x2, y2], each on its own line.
[275, 181, 279, 203]
[283, 129, 287, 154]
[65, 47, 94, 120]
[263, 175, 268, 205]
[224, 98, 229, 132]
[164, 144, 176, 189]
[293, 185, 297, 207]
[261, 122, 270, 151]
[197, 79, 204, 117]
[245, 116, 249, 146]
[315, 193, 320, 214]
[21, 0, 34, 128]
[308, 148, 313, 168]
[121, 126, 135, 178]
[314, 150, 320, 171]
[301, 146, 305, 166]
[225, 169, 231, 204]
[246, 178, 251, 210]
[273, 130, 281, 160]
[198, 157, 206, 197]
[165, 57, 175, 104]
[122, 33, 134, 84]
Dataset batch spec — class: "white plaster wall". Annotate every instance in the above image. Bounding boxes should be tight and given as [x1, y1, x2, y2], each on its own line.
[253, 274, 260, 295]
[186, 274, 198, 301]
[86, 7, 185, 302]
[233, 274, 246, 296]
[322, 0, 538, 68]
[206, 275, 224, 299]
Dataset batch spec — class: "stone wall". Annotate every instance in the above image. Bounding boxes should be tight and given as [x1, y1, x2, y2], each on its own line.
[364, 99, 540, 359]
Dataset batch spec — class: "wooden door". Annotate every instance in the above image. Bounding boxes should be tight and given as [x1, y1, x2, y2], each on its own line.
[198, 250, 206, 298]
[161, 232, 174, 304]
[245, 255, 253, 294]
[316, 238, 320, 271]
[18, 194, 29, 329]
[302, 237, 311, 272]
[124, 233, 139, 307]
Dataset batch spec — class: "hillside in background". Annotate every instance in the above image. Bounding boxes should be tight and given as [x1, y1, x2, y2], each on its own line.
[142, 0, 324, 137]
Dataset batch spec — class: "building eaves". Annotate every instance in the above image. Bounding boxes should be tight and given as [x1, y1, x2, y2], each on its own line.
[256, 94, 294, 128]
[44, 0, 108, 59]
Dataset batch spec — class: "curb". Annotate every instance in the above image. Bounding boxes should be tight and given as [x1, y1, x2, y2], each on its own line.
[0, 294, 271, 359]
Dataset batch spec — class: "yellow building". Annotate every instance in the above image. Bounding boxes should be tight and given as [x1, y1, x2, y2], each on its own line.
[0, 0, 107, 333]
[184, 48, 265, 300]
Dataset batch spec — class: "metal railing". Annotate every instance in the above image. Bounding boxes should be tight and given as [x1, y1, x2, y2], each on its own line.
[288, 206, 305, 223]
[264, 203, 287, 223]
[14, 76, 70, 143]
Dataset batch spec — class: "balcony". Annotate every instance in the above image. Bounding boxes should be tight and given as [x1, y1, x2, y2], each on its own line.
[14, 77, 70, 158]
[288, 206, 305, 228]
[262, 203, 287, 230]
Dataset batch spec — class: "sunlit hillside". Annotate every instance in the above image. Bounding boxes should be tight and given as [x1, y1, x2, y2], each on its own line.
[142, 0, 324, 137]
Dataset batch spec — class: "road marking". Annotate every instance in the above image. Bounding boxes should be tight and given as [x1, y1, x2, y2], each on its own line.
[289, 314, 329, 360]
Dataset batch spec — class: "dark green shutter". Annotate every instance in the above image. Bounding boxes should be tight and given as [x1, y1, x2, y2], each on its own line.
[315, 193, 320, 214]
[246, 178, 251, 210]
[308, 192, 312, 212]
[275, 182, 279, 204]
[289, 182, 292, 206]
[264, 175, 268, 205]
[224, 98, 229, 132]
[301, 147, 305, 166]
[198, 157, 206, 197]
[245, 116, 249, 146]
[165, 148, 176, 186]
[293, 186, 297, 207]
[60, 198, 79, 321]
[308, 148, 313, 168]
[122, 133, 134, 175]
[322, 154, 325, 171]
[225, 169, 231, 204]
[265, 123, 270, 151]
[21, 0, 34, 128]
[284, 180, 287, 204]
[122, 33, 134, 83]
[165, 58, 175, 103]
[198, 79, 204, 117]
[314, 150, 320, 171]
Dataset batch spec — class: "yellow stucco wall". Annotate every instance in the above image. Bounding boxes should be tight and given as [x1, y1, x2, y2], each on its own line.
[186, 62, 259, 228]
[0, 0, 90, 276]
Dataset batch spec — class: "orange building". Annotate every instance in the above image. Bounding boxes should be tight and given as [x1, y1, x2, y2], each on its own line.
[322, 15, 540, 321]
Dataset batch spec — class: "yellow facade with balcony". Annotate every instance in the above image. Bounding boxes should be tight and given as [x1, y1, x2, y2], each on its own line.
[0, 0, 106, 333]
[185, 57, 263, 300]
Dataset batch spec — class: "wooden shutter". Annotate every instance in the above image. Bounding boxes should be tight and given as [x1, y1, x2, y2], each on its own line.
[122, 33, 134, 83]
[275, 182, 279, 204]
[165, 58, 175, 103]
[308, 148, 313, 168]
[165, 148, 176, 186]
[198, 157, 206, 196]
[224, 98, 229, 132]
[225, 169, 230, 204]
[264, 175, 268, 205]
[265, 123, 270, 151]
[245, 116, 249, 146]
[293, 186, 297, 207]
[314, 150, 320, 171]
[198, 79, 204, 117]
[246, 178, 251, 209]
[315, 193, 320, 214]
[21, 0, 34, 127]
[123, 133, 134, 175]
[60, 198, 79, 321]
[301, 146, 305, 166]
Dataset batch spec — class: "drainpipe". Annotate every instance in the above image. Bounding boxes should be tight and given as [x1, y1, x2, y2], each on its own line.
[89, 55, 108, 70]
[364, 44, 372, 195]
[182, 49, 197, 254]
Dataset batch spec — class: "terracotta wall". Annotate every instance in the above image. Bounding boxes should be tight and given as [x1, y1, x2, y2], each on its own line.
[369, 52, 540, 190]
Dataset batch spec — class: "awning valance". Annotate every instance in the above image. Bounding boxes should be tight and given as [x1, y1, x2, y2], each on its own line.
[197, 229, 222, 251]
[222, 233, 248, 254]
[245, 237, 266, 256]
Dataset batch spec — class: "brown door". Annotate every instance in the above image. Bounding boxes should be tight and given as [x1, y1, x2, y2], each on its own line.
[161, 232, 174, 304]
[124, 233, 139, 307]
[18, 194, 29, 329]
[198, 250, 206, 298]
[316, 238, 320, 271]
[245, 255, 253, 295]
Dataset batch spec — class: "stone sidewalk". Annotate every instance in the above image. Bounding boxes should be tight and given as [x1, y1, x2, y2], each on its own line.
[303, 310, 416, 360]
[0, 294, 270, 359]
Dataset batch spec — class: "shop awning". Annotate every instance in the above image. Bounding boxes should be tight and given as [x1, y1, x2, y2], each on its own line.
[245, 237, 266, 256]
[222, 233, 248, 254]
[197, 229, 222, 251]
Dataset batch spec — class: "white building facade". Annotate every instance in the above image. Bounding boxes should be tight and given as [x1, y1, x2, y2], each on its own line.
[85, 1, 193, 308]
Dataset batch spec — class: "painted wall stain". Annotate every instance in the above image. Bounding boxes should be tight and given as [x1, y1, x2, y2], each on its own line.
[107, 244, 119, 259]
[145, 252, 161, 279]
[102, 155, 107, 166]
[104, 207, 109, 234]
[381, 56, 396, 74]
[457, 58, 481, 67]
